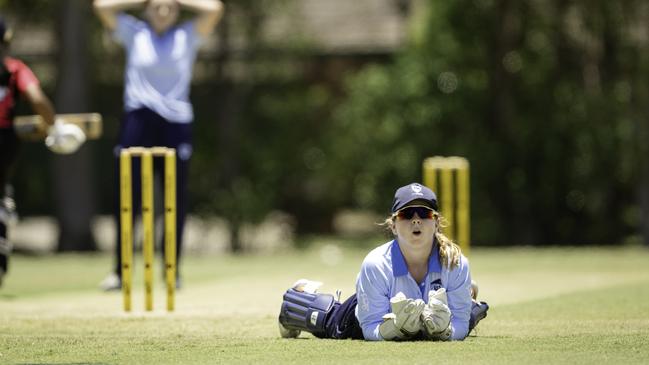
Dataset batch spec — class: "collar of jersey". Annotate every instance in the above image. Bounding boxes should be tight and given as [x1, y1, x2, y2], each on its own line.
[391, 239, 441, 277]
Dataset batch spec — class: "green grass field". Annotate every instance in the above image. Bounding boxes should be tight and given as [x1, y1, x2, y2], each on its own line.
[1, 241, 649, 364]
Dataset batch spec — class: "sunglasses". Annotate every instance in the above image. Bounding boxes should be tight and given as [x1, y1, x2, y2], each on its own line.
[395, 206, 435, 220]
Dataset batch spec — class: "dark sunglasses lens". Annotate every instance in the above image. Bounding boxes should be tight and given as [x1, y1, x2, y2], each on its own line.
[398, 209, 413, 219]
[397, 207, 433, 219]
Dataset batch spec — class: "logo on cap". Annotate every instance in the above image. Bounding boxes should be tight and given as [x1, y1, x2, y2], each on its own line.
[411, 184, 423, 195]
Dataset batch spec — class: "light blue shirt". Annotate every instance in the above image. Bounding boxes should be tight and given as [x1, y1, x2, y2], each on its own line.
[113, 14, 204, 123]
[355, 239, 473, 341]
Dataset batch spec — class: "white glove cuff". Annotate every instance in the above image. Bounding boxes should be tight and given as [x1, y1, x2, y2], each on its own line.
[426, 324, 452, 341]
[379, 315, 405, 340]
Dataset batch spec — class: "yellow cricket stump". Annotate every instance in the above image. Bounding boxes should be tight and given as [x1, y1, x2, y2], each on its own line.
[141, 150, 154, 311]
[120, 151, 133, 312]
[423, 156, 471, 255]
[120, 147, 177, 312]
[164, 150, 176, 311]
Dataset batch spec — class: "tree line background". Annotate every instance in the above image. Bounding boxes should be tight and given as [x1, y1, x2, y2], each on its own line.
[3, 0, 649, 251]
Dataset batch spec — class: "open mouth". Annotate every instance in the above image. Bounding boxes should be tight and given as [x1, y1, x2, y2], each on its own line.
[412, 229, 421, 236]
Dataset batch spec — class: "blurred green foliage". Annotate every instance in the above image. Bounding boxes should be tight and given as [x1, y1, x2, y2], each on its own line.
[5, 0, 649, 247]
[324, 1, 649, 245]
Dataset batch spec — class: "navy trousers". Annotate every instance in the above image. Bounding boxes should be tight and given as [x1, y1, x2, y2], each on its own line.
[319, 294, 364, 339]
[113, 108, 192, 277]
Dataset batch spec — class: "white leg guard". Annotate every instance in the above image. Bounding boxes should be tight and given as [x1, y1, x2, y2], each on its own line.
[0, 236, 10, 256]
[0, 196, 17, 227]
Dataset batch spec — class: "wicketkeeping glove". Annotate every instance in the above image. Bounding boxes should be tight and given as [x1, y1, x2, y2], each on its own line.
[45, 119, 86, 154]
[379, 292, 426, 340]
[421, 288, 452, 340]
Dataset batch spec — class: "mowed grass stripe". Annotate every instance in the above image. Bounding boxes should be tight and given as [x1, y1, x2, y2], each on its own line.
[1, 245, 648, 364]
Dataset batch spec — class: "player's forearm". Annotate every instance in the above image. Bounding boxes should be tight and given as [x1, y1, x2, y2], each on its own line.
[180, 0, 224, 36]
[176, 0, 222, 13]
[94, 0, 147, 11]
[30, 101, 55, 127]
[366, 324, 381, 341]
[94, 0, 146, 29]
[450, 319, 468, 340]
[24, 84, 55, 126]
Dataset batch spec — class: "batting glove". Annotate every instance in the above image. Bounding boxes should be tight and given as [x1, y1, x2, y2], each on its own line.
[379, 292, 426, 340]
[45, 119, 86, 154]
[421, 288, 452, 341]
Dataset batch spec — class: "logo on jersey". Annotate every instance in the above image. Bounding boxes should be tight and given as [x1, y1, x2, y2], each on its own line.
[0, 87, 7, 102]
[358, 293, 370, 312]
[430, 279, 442, 291]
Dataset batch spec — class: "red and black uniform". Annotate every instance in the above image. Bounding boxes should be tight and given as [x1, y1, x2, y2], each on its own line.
[0, 57, 38, 126]
[0, 56, 40, 274]
[0, 56, 39, 179]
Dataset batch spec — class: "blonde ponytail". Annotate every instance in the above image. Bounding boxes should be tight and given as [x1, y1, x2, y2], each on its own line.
[435, 214, 462, 268]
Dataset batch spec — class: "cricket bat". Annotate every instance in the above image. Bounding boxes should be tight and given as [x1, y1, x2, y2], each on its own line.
[14, 113, 103, 141]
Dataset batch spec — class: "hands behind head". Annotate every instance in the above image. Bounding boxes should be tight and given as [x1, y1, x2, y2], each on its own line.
[145, 0, 180, 32]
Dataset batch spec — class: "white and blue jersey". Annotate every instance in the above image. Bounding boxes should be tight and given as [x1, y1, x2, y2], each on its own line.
[113, 13, 204, 123]
[355, 239, 473, 341]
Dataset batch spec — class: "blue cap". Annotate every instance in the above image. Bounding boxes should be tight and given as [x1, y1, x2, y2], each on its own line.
[391, 183, 438, 212]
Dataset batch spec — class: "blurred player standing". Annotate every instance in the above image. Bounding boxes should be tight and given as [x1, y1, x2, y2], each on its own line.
[93, 0, 224, 290]
[0, 17, 57, 287]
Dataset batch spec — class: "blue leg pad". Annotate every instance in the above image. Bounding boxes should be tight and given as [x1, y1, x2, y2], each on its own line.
[279, 288, 336, 337]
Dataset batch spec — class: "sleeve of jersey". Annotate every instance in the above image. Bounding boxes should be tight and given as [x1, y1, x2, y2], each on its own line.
[446, 255, 472, 340]
[355, 256, 392, 341]
[113, 13, 139, 47]
[14, 61, 39, 94]
[180, 20, 205, 49]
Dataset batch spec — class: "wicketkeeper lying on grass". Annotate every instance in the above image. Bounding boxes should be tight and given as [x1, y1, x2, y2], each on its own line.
[278, 183, 489, 341]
